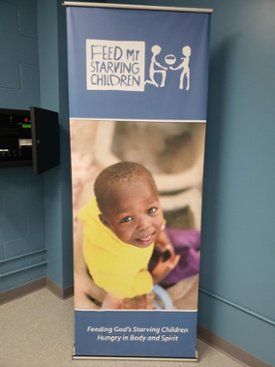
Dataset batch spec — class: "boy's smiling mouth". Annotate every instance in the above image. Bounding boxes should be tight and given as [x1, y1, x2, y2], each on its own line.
[135, 231, 156, 246]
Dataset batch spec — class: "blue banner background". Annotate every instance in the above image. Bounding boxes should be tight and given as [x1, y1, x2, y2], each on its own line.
[67, 5, 211, 359]
[67, 7, 210, 120]
[75, 310, 197, 358]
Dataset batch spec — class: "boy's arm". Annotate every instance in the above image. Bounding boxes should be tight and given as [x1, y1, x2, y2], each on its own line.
[101, 293, 123, 309]
[151, 254, 180, 284]
[74, 220, 105, 308]
[151, 228, 180, 284]
[155, 228, 175, 257]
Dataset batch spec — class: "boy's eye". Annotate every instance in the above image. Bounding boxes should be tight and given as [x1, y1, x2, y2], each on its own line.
[120, 216, 133, 223]
[148, 207, 157, 215]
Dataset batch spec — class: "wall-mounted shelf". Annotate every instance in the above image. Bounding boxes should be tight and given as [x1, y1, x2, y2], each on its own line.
[0, 107, 60, 174]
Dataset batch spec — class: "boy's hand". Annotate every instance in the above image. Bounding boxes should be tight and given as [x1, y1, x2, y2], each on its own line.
[162, 242, 176, 258]
[74, 269, 106, 309]
[155, 229, 176, 258]
[74, 271, 98, 309]
[151, 253, 180, 284]
[102, 293, 123, 309]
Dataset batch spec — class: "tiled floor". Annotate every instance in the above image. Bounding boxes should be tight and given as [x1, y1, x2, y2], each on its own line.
[0, 288, 248, 367]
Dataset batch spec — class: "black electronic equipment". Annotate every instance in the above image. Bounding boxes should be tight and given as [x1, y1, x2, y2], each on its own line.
[0, 107, 60, 174]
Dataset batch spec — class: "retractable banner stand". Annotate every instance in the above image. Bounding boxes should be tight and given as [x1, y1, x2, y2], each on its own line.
[65, 2, 212, 360]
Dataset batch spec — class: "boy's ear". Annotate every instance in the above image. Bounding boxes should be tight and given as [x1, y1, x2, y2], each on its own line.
[98, 213, 110, 228]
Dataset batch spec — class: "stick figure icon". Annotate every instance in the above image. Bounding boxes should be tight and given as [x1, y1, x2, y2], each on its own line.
[170, 45, 191, 90]
[145, 45, 167, 88]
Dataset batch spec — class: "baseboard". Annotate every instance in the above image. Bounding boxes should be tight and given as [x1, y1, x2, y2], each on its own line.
[0, 278, 46, 305]
[198, 325, 272, 367]
[0, 278, 73, 304]
[46, 278, 74, 299]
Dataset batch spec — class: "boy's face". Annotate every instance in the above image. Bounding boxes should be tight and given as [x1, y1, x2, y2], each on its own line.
[100, 178, 164, 248]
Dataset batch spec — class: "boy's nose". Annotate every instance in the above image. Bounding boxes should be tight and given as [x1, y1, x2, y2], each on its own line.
[136, 215, 151, 231]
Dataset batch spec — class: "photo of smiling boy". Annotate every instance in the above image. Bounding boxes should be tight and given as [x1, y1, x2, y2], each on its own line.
[78, 161, 180, 309]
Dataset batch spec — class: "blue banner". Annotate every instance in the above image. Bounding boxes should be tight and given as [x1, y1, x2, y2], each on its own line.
[66, 3, 211, 360]
[75, 310, 197, 358]
[67, 6, 211, 120]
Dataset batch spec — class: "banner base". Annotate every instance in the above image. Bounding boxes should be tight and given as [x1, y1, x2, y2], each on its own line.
[72, 354, 198, 362]
[73, 344, 199, 361]
[73, 345, 199, 361]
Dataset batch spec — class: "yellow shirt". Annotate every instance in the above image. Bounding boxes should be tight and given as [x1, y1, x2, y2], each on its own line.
[78, 197, 154, 299]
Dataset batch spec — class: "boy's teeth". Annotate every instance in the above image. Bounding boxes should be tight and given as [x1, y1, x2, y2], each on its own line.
[141, 234, 151, 241]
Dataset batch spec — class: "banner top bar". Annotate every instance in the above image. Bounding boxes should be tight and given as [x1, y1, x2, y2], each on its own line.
[63, 2, 213, 13]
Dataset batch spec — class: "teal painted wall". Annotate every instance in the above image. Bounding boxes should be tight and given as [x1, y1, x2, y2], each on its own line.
[0, 0, 47, 291]
[37, 0, 73, 288]
[1, 0, 274, 365]
[83, 1, 275, 365]
[0, 0, 73, 293]
[197, 1, 275, 365]
[136, 0, 275, 365]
